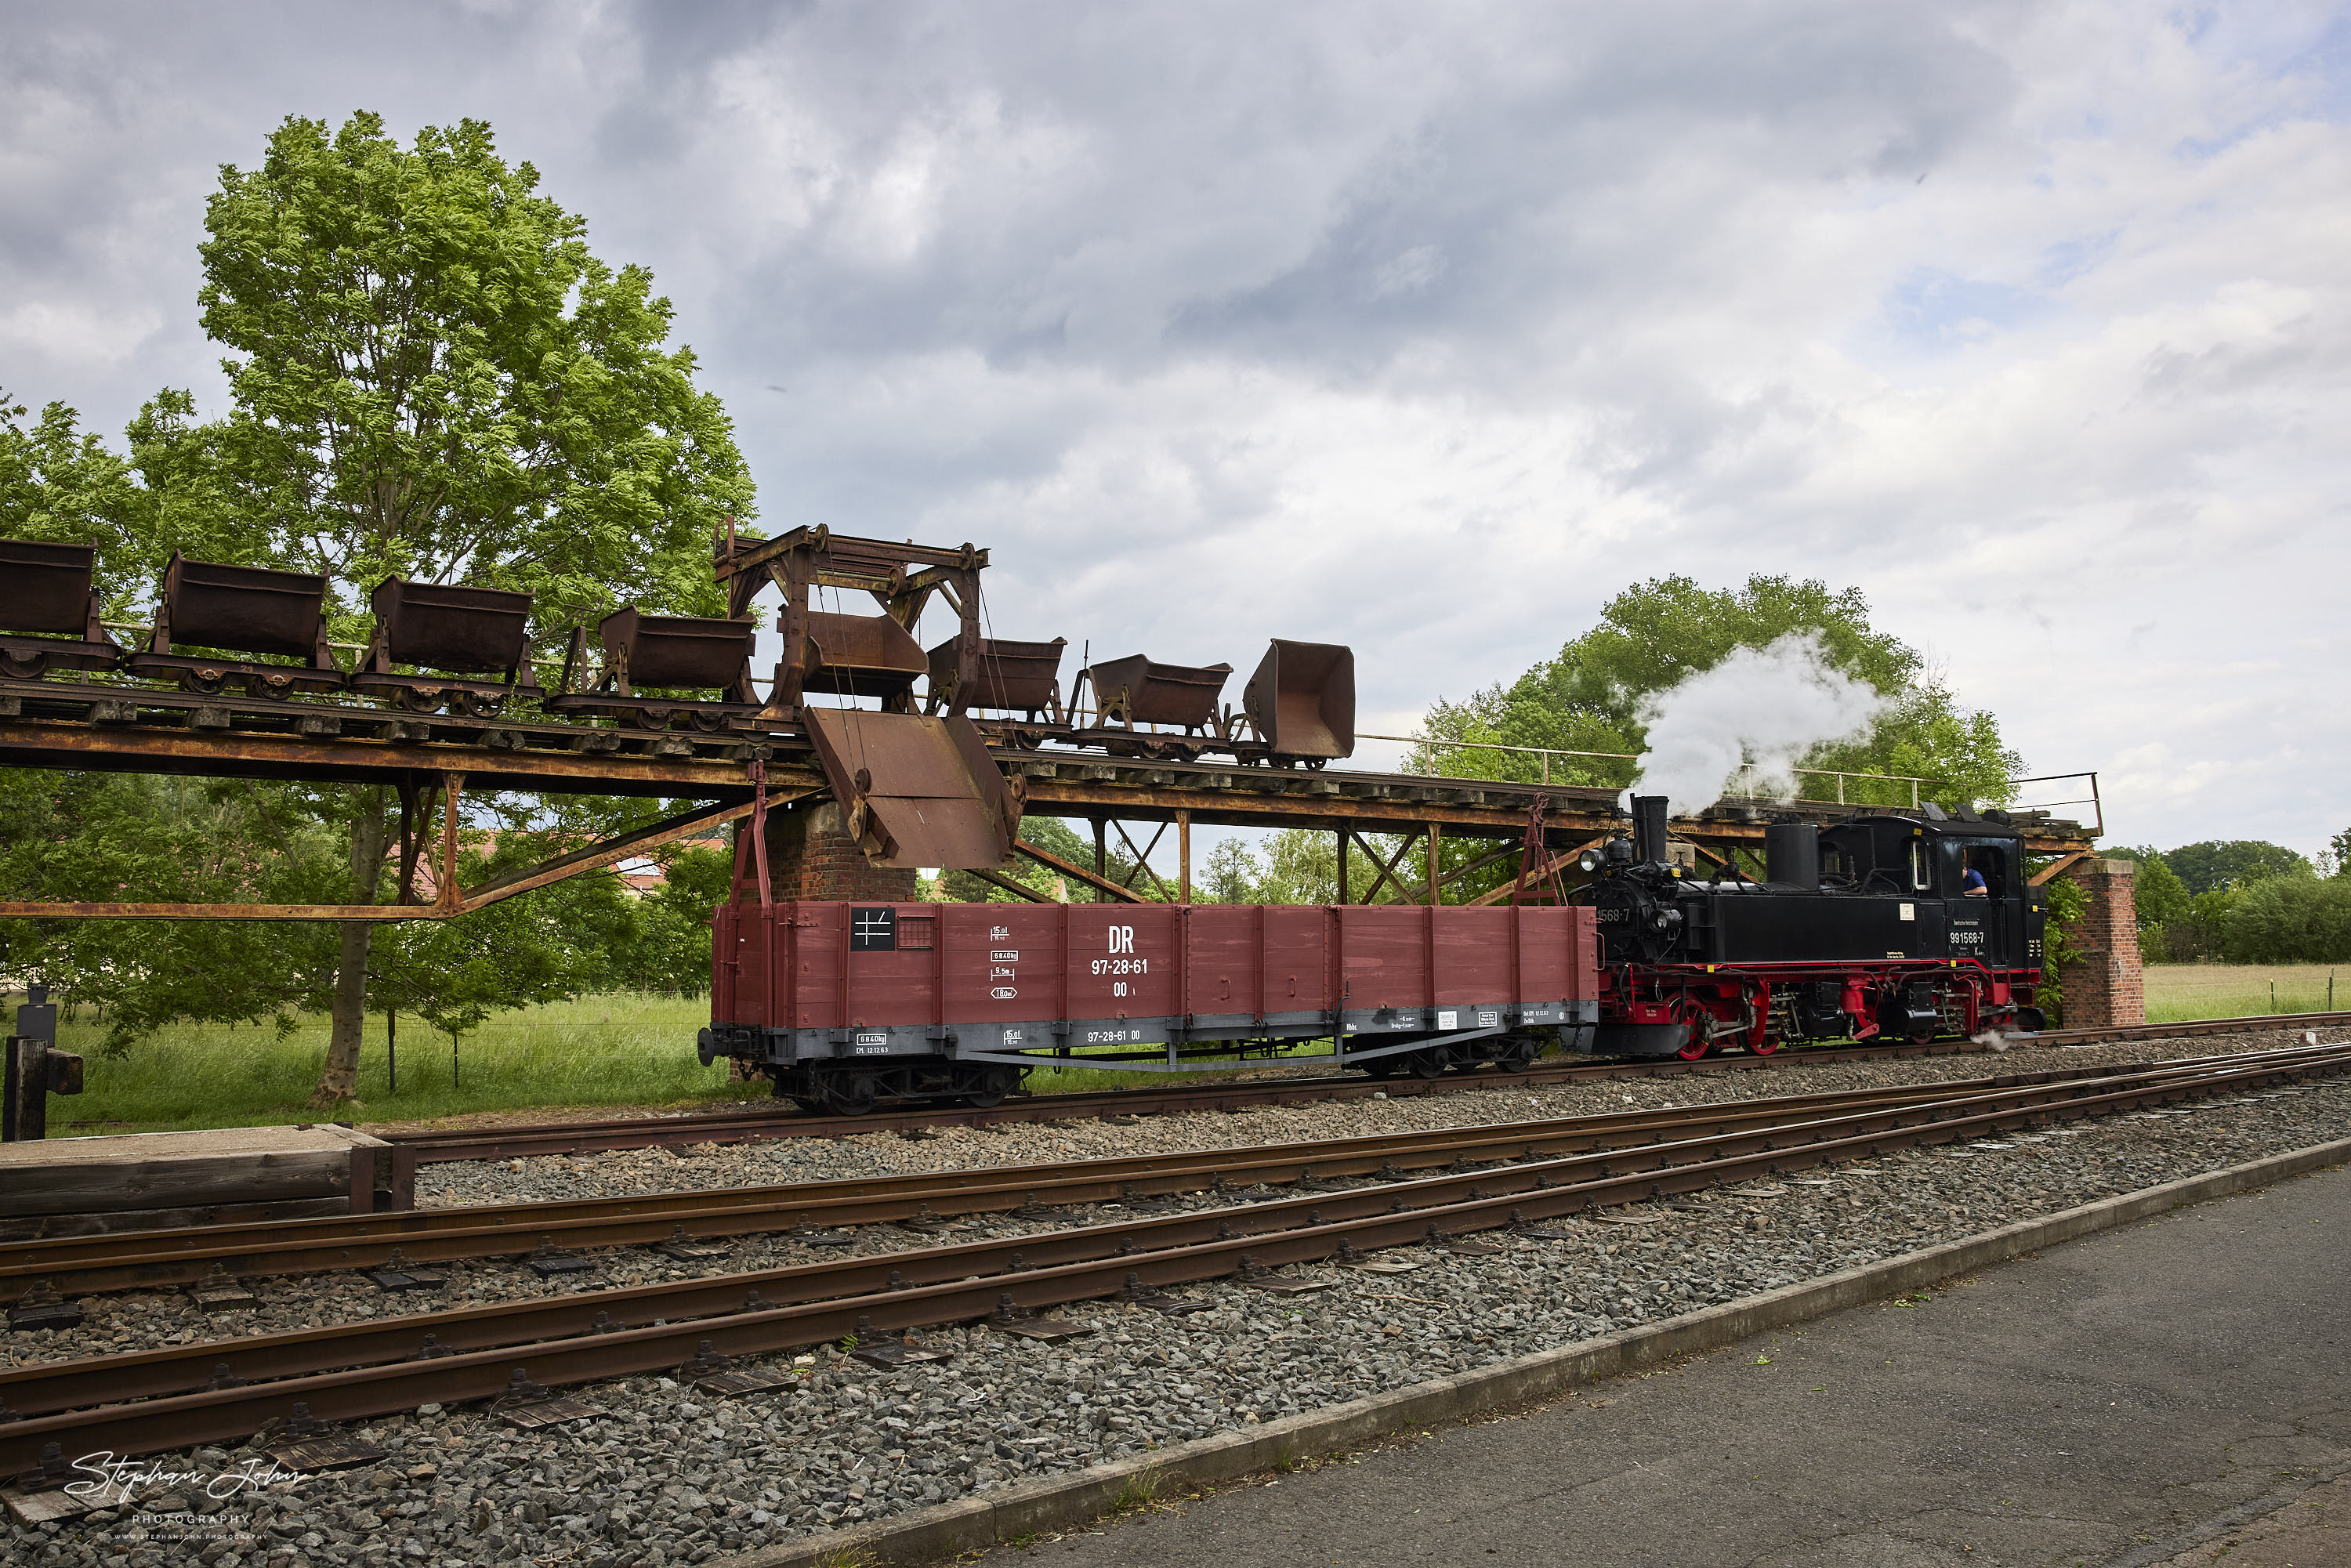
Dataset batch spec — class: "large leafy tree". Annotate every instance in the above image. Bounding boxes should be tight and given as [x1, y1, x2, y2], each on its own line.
[2162, 840, 2314, 895]
[1419, 575, 2021, 810]
[7, 111, 756, 1104]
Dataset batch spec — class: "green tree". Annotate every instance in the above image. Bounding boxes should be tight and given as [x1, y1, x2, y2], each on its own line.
[0, 392, 150, 606]
[2222, 878, 2351, 963]
[147, 110, 758, 1104]
[2328, 827, 2351, 876]
[2162, 841, 2313, 895]
[938, 816, 1161, 904]
[1418, 575, 2021, 809]
[2104, 847, 2193, 940]
[0, 771, 346, 1051]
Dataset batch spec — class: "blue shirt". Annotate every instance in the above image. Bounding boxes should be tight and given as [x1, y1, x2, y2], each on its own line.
[1962, 868, 1987, 893]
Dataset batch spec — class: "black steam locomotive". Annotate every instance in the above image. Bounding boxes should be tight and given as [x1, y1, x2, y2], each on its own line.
[1571, 796, 2048, 1059]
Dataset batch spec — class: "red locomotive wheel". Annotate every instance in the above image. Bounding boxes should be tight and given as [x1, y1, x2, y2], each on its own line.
[1749, 1032, 1780, 1056]
[1675, 1003, 1712, 1061]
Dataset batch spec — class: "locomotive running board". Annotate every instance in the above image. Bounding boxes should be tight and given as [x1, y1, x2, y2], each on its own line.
[805, 707, 1022, 869]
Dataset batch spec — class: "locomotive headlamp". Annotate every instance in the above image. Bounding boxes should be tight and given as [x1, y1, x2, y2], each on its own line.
[1577, 848, 1604, 873]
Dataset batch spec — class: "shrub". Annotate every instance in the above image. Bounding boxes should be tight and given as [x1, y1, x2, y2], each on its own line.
[2221, 877, 2351, 964]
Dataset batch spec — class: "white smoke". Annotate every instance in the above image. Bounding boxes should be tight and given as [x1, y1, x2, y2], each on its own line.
[1623, 634, 1886, 816]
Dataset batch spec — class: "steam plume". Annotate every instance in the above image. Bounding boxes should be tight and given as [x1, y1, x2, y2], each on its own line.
[1624, 634, 1885, 815]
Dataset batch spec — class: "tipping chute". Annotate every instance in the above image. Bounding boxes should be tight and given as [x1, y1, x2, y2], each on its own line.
[804, 708, 1023, 869]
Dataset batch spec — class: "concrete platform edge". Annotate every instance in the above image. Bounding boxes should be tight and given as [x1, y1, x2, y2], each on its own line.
[714, 1133, 2351, 1568]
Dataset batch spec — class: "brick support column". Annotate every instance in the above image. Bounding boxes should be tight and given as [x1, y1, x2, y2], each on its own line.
[733, 800, 918, 905]
[2054, 858, 2145, 1028]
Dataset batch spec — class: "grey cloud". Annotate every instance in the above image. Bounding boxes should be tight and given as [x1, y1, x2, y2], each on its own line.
[3, 1, 2349, 850]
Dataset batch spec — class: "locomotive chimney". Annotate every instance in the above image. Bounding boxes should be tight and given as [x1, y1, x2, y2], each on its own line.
[1765, 823, 1820, 889]
[1630, 795, 1670, 867]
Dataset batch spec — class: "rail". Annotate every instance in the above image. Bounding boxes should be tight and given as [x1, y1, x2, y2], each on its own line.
[3, 1041, 2342, 1472]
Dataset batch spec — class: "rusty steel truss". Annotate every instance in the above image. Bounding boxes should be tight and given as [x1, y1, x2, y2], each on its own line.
[0, 521, 2098, 922]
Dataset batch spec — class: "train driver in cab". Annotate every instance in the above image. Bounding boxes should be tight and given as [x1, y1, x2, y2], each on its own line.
[1961, 852, 1989, 897]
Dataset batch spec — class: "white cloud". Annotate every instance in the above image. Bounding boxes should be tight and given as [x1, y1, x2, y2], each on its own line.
[4, 0, 2349, 855]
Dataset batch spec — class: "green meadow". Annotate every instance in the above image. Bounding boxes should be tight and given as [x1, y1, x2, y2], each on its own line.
[16, 961, 2342, 1135]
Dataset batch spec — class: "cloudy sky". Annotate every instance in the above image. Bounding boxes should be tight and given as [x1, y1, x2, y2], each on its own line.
[5, 1, 2348, 857]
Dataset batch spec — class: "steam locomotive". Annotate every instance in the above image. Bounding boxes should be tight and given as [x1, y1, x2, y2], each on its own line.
[1575, 796, 2047, 1059]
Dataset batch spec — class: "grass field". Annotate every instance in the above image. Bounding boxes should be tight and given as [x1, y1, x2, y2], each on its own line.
[13, 961, 2344, 1135]
[2141, 962, 2345, 1024]
[43, 994, 737, 1135]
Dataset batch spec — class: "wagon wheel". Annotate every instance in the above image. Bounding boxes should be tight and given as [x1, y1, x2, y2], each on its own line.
[395, 686, 443, 714]
[1405, 1047, 1450, 1080]
[628, 704, 674, 732]
[0, 650, 52, 679]
[1498, 1036, 1539, 1073]
[689, 709, 730, 733]
[822, 1072, 879, 1117]
[963, 1066, 1018, 1110]
[460, 690, 508, 720]
[180, 667, 227, 695]
[1674, 1001, 1713, 1062]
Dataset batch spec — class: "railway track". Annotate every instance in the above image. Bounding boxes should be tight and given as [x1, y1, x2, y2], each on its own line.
[366, 1009, 2351, 1196]
[8, 1041, 2324, 1303]
[5, 1040, 2345, 1474]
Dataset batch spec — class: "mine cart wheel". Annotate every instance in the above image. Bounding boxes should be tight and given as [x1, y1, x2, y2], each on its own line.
[0, 651, 50, 679]
[964, 1066, 1019, 1109]
[690, 709, 730, 733]
[180, 668, 228, 695]
[458, 691, 508, 719]
[395, 686, 444, 714]
[629, 705, 675, 731]
[821, 1072, 880, 1117]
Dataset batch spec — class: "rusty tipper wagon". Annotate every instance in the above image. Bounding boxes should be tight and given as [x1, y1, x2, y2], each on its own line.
[703, 902, 1603, 1115]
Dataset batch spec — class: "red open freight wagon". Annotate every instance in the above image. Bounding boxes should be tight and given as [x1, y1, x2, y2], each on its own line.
[703, 900, 1601, 1114]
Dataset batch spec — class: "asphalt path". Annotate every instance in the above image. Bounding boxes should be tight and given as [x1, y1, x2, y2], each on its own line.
[973, 1164, 2351, 1567]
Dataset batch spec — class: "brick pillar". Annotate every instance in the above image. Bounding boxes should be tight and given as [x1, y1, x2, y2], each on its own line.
[2054, 858, 2145, 1028]
[733, 800, 918, 904]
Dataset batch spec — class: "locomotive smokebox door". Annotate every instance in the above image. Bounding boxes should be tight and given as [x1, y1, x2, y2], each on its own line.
[849, 907, 898, 952]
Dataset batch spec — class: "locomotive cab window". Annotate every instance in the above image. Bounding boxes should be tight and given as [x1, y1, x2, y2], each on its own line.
[1944, 841, 2009, 899]
[1907, 839, 1929, 892]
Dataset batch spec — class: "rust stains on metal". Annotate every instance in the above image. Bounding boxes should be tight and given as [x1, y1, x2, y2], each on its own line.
[805, 708, 1021, 869]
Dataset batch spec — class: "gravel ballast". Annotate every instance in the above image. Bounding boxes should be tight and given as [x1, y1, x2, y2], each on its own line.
[6, 1027, 2348, 1568]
